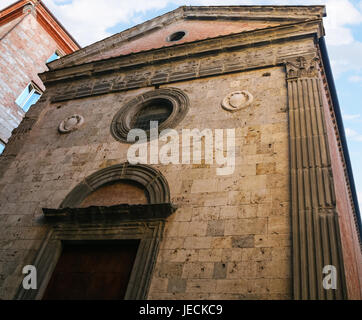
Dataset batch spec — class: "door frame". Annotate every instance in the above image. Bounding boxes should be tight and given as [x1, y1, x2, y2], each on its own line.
[15, 203, 175, 300]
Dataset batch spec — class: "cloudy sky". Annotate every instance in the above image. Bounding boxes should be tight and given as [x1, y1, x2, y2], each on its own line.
[2, 0, 362, 209]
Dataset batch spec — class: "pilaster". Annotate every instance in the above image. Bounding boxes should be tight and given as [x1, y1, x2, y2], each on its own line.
[286, 55, 347, 299]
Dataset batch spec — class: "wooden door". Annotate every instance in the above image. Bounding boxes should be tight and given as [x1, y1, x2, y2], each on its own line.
[42, 241, 139, 300]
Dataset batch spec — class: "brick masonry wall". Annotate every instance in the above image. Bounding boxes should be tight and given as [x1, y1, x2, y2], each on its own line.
[320, 76, 362, 299]
[0, 13, 58, 143]
[0, 59, 291, 298]
[86, 19, 280, 62]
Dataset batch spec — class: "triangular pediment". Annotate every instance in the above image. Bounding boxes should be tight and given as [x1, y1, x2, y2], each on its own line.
[48, 5, 325, 70]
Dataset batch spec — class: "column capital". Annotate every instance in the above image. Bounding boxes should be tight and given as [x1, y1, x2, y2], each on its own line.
[285, 55, 320, 80]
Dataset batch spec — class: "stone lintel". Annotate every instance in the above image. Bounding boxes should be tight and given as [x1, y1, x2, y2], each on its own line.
[42, 203, 177, 223]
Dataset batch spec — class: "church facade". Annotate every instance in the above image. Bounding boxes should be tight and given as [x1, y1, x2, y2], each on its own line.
[0, 5, 361, 300]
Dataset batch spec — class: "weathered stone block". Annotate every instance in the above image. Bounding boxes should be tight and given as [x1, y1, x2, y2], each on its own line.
[227, 261, 257, 278]
[206, 220, 225, 237]
[225, 218, 267, 235]
[186, 279, 217, 293]
[231, 235, 254, 248]
[155, 262, 184, 278]
[167, 279, 187, 293]
[268, 216, 290, 234]
[213, 262, 227, 279]
[211, 237, 232, 249]
[184, 237, 213, 249]
[182, 262, 214, 279]
[215, 279, 249, 294]
[198, 249, 223, 262]
[256, 162, 276, 175]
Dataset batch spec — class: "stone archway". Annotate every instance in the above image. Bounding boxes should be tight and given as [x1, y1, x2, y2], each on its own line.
[16, 163, 175, 300]
[60, 162, 171, 208]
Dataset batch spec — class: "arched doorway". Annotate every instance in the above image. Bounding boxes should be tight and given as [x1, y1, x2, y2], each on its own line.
[16, 163, 175, 300]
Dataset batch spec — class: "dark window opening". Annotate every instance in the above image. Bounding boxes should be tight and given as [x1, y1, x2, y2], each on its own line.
[130, 98, 173, 131]
[168, 31, 186, 42]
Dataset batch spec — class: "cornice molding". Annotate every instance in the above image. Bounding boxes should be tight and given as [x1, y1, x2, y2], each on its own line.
[48, 5, 325, 70]
[41, 19, 323, 89]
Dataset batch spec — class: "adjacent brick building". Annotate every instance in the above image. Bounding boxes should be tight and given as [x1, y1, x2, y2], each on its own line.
[0, 5, 361, 300]
[0, 0, 80, 151]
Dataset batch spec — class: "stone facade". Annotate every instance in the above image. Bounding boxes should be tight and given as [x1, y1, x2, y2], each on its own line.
[0, 5, 361, 300]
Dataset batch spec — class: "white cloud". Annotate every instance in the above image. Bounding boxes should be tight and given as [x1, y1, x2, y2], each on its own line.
[326, 39, 362, 77]
[349, 75, 362, 83]
[0, 0, 18, 10]
[322, 0, 362, 45]
[1, 0, 173, 46]
[44, 0, 172, 46]
[343, 113, 361, 120]
[346, 128, 362, 141]
[358, 191, 362, 210]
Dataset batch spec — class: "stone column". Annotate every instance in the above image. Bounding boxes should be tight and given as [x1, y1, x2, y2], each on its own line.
[285, 55, 347, 299]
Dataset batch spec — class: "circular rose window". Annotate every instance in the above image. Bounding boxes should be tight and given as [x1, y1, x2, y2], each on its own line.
[111, 88, 189, 143]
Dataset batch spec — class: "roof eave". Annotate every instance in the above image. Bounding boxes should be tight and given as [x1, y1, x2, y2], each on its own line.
[0, 0, 80, 53]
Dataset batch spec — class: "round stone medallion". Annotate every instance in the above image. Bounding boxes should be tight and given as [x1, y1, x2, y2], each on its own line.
[59, 114, 84, 133]
[222, 90, 253, 112]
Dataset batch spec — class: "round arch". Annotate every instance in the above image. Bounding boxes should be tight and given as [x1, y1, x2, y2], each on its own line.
[60, 163, 170, 208]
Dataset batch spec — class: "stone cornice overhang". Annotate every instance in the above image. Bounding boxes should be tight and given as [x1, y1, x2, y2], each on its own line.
[40, 18, 324, 87]
[48, 5, 325, 70]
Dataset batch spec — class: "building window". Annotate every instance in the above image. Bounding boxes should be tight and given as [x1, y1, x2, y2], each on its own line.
[167, 31, 186, 42]
[130, 99, 173, 131]
[46, 51, 61, 63]
[111, 88, 190, 143]
[15, 82, 42, 112]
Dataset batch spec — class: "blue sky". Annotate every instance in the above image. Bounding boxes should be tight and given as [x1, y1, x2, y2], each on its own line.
[2, 0, 361, 209]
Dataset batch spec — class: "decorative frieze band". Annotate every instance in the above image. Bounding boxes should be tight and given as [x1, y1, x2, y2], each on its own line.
[286, 55, 347, 300]
[50, 39, 317, 103]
